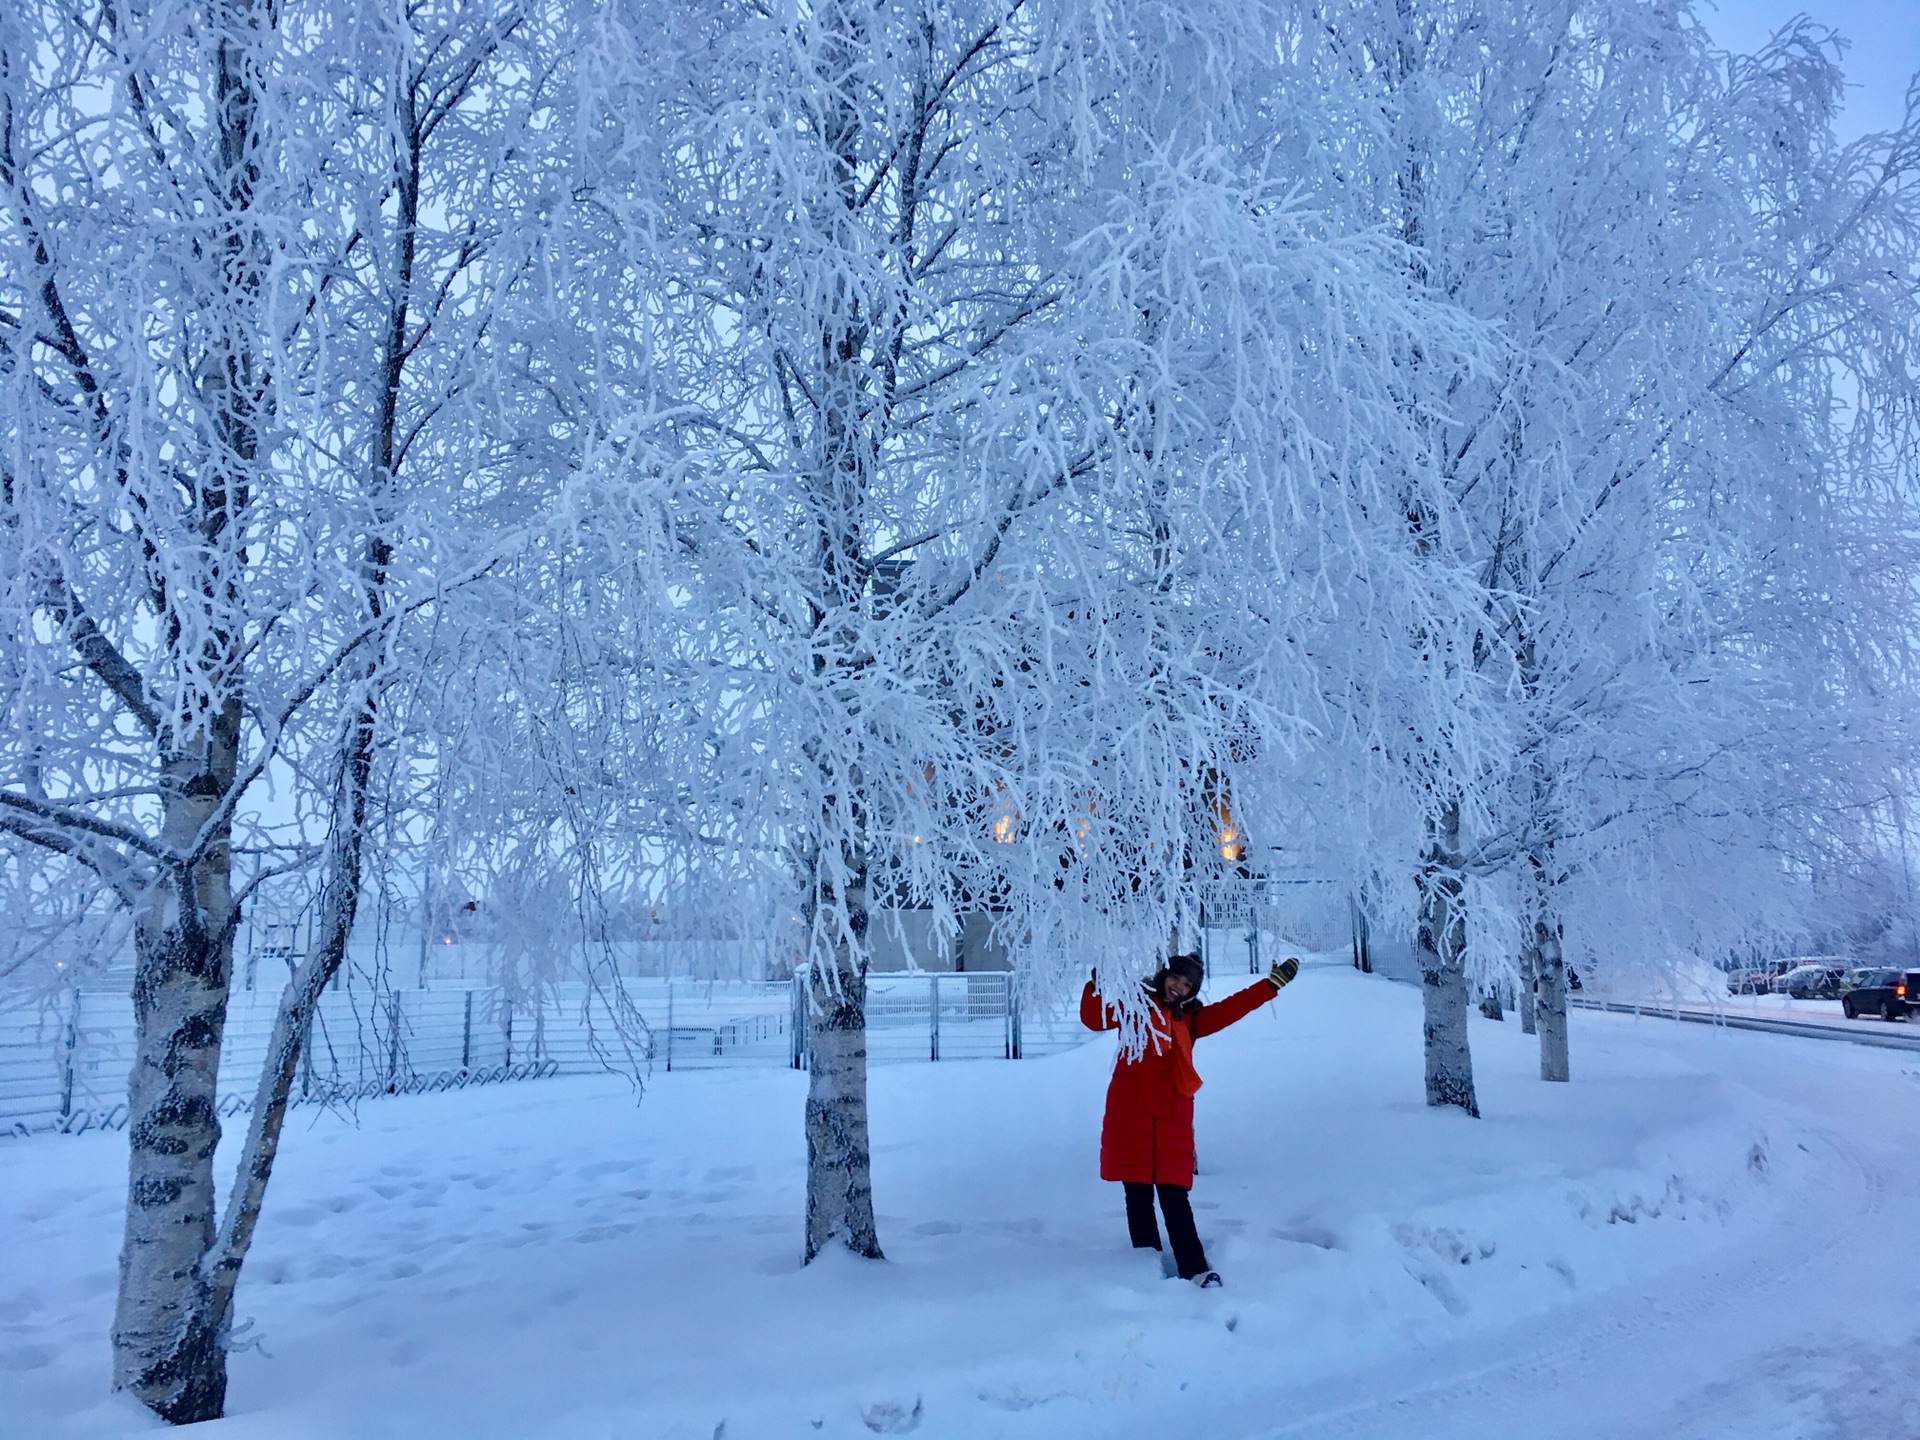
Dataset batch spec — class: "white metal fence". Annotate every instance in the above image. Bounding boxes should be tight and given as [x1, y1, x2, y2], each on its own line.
[2, 972, 1082, 1138]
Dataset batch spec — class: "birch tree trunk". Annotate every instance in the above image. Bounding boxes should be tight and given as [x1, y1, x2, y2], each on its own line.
[1518, 926, 1539, 1036]
[1417, 800, 1478, 1115]
[805, 966, 879, 1257]
[114, 838, 237, 1420]
[1383, 6, 1480, 1119]
[202, 736, 371, 1337]
[801, 830, 882, 1259]
[110, 0, 262, 1405]
[793, 0, 886, 1264]
[1535, 907, 1570, 1082]
[111, 396, 252, 1404]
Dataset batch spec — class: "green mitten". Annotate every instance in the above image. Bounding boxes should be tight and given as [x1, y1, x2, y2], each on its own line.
[1268, 956, 1300, 990]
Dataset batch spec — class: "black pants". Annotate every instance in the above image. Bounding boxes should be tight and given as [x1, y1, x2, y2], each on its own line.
[1123, 1180, 1210, 1279]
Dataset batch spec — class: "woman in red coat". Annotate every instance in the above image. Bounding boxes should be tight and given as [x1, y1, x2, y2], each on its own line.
[1081, 951, 1299, 1287]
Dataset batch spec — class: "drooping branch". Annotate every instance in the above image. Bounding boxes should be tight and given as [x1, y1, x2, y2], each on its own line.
[0, 807, 148, 906]
[40, 569, 161, 734]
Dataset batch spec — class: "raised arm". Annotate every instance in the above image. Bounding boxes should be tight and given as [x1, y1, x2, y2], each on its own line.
[1080, 979, 1120, 1032]
[1189, 980, 1276, 1038]
[1191, 959, 1299, 1039]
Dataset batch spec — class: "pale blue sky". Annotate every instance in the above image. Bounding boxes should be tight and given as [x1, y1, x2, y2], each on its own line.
[1702, 0, 1919, 137]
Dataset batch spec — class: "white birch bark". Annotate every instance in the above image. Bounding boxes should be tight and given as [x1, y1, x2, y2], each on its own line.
[803, 835, 881, 1261]
[106, 0, 264, 1409]
[1535, 916, 1569, 1083]
[1417, 801, 1478, 1116]
[1517, 928, 1538, 1037]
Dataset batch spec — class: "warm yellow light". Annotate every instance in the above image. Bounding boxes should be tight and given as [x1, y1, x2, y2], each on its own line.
[988, 780, 1019, 843]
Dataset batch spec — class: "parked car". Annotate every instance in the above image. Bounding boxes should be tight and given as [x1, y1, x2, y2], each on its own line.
[1727, 958, 1804, 995]
[1840, 969, 1920, 1021]
[1772, 961, 1848, 999]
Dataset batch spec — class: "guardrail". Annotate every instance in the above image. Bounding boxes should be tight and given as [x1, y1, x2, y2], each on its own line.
[1570, 997, 1920, 1053]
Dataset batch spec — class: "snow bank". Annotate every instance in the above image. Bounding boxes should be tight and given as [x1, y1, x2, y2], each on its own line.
[0, 960, 1864, 1438]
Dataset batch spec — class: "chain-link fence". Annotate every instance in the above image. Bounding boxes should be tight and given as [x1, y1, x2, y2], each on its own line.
[802, 971, 1084, 1065]
[2, 971, 1085, 1138]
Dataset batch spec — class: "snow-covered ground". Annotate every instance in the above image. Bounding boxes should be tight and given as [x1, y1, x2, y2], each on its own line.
[5, 958, 1920, 1439]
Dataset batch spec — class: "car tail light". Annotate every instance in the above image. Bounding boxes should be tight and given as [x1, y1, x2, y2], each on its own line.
[1899, 984, 1907, 998]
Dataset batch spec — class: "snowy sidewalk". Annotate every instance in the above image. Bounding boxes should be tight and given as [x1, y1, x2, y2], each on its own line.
[4, 962, 1918, 1439]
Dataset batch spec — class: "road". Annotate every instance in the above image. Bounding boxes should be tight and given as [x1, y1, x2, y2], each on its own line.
[1571, 995, 1920, 1053]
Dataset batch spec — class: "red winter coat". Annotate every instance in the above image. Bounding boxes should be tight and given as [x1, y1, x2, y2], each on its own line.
[1080, 977, 1277, 1187]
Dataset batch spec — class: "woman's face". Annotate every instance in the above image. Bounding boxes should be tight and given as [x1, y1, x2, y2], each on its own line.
[1163, 972, 1196, 1003]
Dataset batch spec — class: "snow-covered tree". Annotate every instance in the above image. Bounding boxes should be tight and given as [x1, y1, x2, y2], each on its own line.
[1493, 16, 1920, 1077]
[1265, 0, 1920, 1099]
[1446, 11, 1920, 1081]
[562, 0, 1471, 1259]
[0, 0, 567, 1418]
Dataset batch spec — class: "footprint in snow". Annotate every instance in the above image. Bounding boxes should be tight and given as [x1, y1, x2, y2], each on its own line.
[577, 1160, 639, 1180]
[862, 1396, 923, 1433]
[19, 1186, 105, 1225]
[1271, 1225, 1340, 1250]
[303, 1253, 357, 1281]
[979, 1386, 1062, 1411]
[572, 1223, 639, 1244]
[0, 1344, 55, 1372]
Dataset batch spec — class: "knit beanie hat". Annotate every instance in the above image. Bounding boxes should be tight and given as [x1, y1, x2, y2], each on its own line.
[1167, 952, 1205, 989]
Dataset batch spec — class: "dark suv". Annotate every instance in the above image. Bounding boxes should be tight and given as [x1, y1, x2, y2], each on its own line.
[1841, 969, 1920, 1021]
